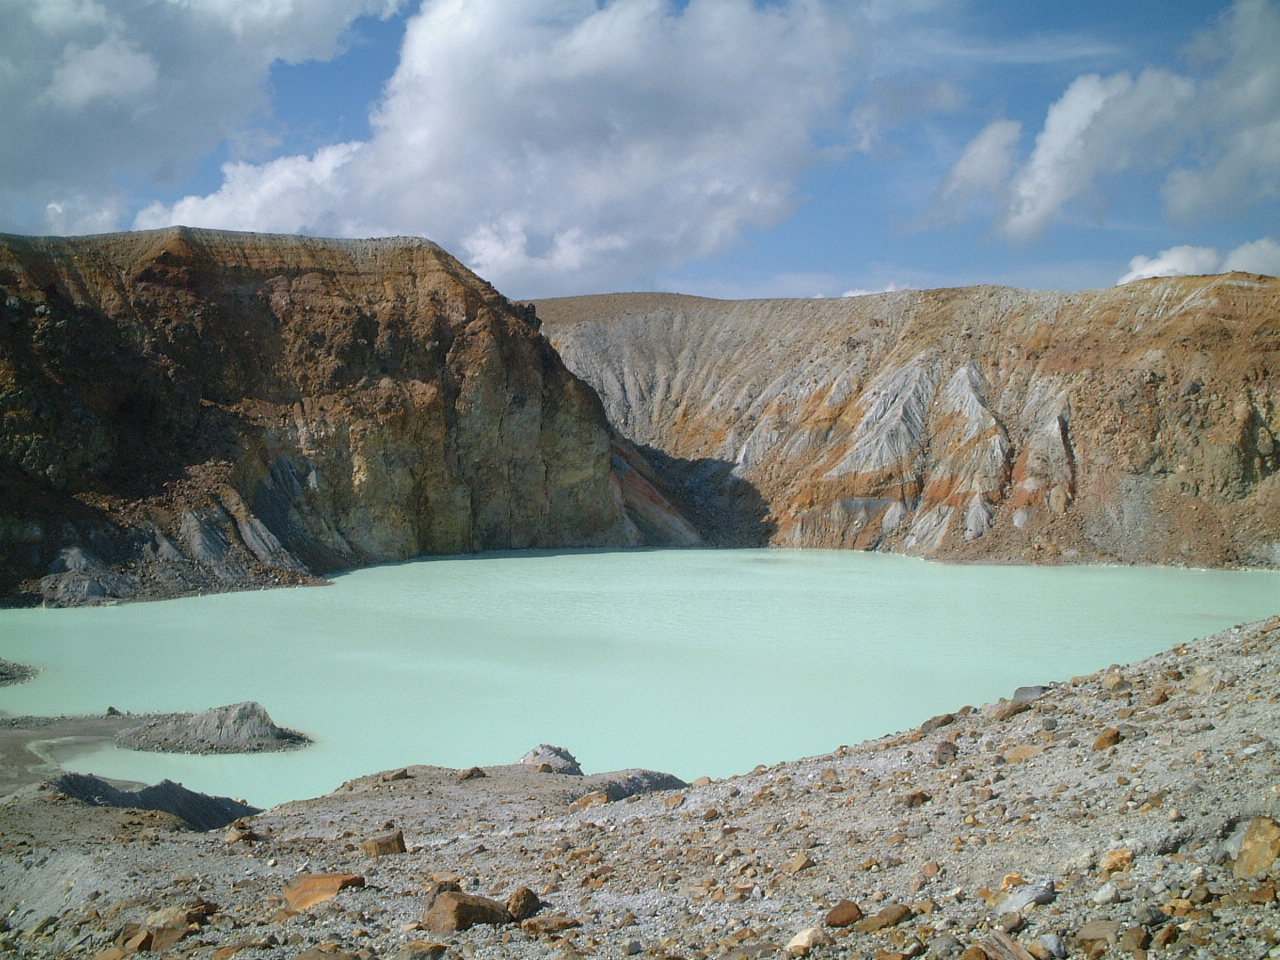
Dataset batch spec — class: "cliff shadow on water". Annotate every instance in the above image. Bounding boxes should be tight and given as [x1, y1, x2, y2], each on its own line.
[634, 445, 775, 547]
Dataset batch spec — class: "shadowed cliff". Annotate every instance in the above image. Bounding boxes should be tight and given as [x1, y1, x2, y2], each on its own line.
[539, 277, 1280, 567]
[0, 228, 693, 606]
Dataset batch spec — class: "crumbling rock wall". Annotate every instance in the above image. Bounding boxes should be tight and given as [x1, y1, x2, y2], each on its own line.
[540, 275, 1280, 567]
[0, 227, 682, 605]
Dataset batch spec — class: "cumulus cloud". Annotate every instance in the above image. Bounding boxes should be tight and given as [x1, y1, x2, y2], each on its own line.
[134, 0, 871, 296]
[937, 0, 1278, 240]
[0, 0, 397, 233]
[1116, 235, 1280, 283]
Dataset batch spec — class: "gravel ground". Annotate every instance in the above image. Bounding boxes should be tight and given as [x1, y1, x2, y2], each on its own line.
[2, 615, 1279, 960]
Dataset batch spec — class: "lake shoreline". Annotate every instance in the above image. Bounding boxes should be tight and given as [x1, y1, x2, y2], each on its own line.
[3, 614, 1279, 959]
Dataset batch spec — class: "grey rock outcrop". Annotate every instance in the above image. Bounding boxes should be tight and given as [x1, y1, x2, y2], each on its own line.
[116, 701, 310, 754]
[46, 772, 258, 831]
[518, 744, 583, 775]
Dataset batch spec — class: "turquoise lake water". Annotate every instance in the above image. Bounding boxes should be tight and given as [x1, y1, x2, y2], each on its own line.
[0, 549, 1276, 808]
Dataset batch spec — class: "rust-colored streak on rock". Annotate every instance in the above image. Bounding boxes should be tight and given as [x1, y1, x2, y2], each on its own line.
[540, 275, 1280, 566]
[0, 227, 686, 605]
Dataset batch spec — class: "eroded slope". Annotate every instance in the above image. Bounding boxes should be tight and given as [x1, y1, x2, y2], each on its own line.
[0, 228, 654, 605]
[541, 276, 1280, 566]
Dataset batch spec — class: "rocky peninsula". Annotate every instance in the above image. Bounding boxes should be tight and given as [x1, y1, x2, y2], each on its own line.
[2, 616, 1278, 960]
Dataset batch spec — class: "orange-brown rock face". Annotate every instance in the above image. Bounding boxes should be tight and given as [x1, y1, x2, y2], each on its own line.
[0, 227, 647, 605]
[540, 276, 1280, 567]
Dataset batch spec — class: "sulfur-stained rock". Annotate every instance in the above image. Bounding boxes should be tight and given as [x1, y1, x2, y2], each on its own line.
[521, 915, 581, 936]
[0, 229, 668, 608]
[1092, 728, 1122, 750]
[540, 277, 1280, 568]
[568, 791, 610, 813]
[281, 873, 365, 911]
[506, 885, 541, 921]
[422, 891, 513, 933]
[853, 903, 913, 933]
[1099, 849, 1134, 876]
[361, 828, 406, 857]
[1234, 817, 1280, 880]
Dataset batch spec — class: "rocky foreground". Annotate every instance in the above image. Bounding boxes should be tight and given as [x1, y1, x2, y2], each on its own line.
[3, 616, 1280, 960]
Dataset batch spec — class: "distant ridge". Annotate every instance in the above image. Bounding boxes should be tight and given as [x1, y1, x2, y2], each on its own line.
[540, 274, 1280, 567]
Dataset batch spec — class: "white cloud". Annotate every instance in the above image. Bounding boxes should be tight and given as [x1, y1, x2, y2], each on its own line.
[841, 282, 911, 297]
[1162, 0, 1280, 221]
[0, 0, 397, 233]
[136, 0, 872, 297]
[1116, 235, 1280, 283]
[935, 118, 1021, 221]
[43, 33, 158, 109]
[1223, 235, 1280, 274]
[1000, 68, 1193, 240]
[938, 0, 1277, 240]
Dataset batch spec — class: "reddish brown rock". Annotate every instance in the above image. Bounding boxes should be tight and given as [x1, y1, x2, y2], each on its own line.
[853, 903, 913, 933]
[521, 915, 581, 935]
[0, 228, 678, 608]
[422, 891, 513, 933]
[568, 790, 610, 813]
[361, 828, 406, 857]
[281, 873, 365, 911]
[1092, 728, 1122, 750]
[506, 886, 541, 921]
[1235, 817, 1280, 880]
[824, 899, 864, 927]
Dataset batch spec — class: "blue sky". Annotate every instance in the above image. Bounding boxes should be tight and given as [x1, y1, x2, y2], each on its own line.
[2, 0, 1277, 299]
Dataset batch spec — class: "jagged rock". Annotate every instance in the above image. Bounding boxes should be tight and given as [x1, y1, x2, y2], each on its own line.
[506, 886, 541, 921]
[281, 873, 365, 911]
[1234, 817, 1280, 880]
[48, 772, 258, 830]
[519, 744, 583, 775]
[422, 891, 513, 933]
[361, 828, 406, 857]
[116, 701, 310, 754]
[522, 915, 581, 935]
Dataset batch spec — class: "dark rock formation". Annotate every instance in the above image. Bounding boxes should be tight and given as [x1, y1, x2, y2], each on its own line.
[0, 227, 693, 606]
[116, 701, 310, 754]
[540, 276, 1280, 567]
[47, 772, 258, 830]
[0, 659, 35, 686]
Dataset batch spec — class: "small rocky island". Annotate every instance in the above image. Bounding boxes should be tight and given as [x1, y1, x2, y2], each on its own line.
[2, 617, 1278, 960]
[115, 702, 312, 755]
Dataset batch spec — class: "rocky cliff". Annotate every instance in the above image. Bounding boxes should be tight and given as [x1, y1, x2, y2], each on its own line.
[540, 275, 1280, 566]
[0, 227, 685, 606]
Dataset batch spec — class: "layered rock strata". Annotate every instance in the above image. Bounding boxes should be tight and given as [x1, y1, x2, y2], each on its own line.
[540, 275, 1280, 566]
[0, 227, 689, 606]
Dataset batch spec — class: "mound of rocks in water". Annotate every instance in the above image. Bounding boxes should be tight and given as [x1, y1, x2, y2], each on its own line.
[45, 772, 258, 830]
[0, 658, 35, 687]
[116, 701, 311, 755]
[517, 743, 583, 775]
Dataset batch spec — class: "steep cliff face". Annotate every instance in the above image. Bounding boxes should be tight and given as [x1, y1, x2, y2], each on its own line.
[540, 276, 1280, 567]
[0, 228, 657, 605]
